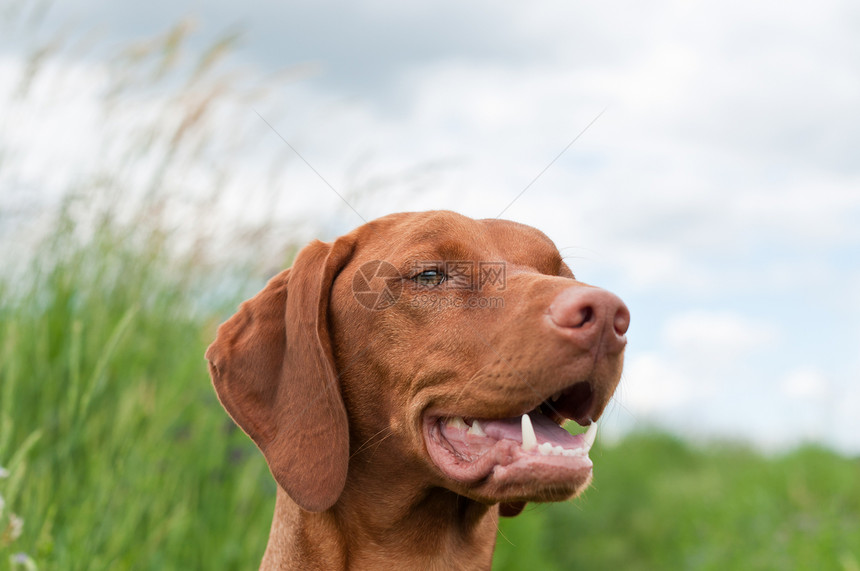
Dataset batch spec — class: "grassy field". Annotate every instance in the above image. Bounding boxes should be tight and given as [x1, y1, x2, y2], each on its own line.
[1, 204, 859, 571]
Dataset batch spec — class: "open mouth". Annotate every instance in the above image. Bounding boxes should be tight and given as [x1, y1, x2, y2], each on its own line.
[423, 381, 599, 493]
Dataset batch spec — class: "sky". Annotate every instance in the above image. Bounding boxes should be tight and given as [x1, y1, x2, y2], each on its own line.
[2, 1, 859, 453]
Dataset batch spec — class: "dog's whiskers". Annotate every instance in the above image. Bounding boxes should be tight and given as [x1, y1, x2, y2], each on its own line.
[351, 426, 396, 460]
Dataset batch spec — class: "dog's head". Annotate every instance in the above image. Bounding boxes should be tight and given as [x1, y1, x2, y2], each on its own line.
[206, 211, 629, 516]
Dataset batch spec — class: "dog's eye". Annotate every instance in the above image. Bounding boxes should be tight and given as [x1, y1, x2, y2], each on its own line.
[413, 269, 446, 286]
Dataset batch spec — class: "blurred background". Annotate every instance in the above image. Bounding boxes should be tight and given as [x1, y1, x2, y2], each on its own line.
[1, 1, 858, 569]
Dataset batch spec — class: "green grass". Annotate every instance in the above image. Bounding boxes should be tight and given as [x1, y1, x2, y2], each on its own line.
[0, 205, 274, 569]
[2, 208, 859, 570]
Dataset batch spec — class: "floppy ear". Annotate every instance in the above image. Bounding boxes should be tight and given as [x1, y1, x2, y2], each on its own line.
[206, 237, 355, 512]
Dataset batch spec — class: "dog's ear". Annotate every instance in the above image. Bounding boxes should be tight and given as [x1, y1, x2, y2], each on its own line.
[499, 501, 527, 517]
[206, 238, 354, 512]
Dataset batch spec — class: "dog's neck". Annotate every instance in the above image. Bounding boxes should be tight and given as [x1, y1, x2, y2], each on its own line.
[260, 482, 498, 570]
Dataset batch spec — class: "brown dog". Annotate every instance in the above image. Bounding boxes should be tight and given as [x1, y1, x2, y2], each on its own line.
[206, 210, 629, 569]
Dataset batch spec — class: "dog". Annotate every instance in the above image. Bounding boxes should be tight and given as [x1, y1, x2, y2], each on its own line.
[206, 210, 629, 569]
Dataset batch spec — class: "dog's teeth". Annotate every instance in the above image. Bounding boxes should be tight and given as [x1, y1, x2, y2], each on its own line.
[538, 442, 553, 455]
[467, 419, 486, 437]
[583, 421, 598, 449]
[521, 414, 537, 451]
[446, 417, 468, 430]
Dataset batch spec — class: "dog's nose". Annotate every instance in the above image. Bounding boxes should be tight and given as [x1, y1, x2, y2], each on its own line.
[548, 287, 629, 354]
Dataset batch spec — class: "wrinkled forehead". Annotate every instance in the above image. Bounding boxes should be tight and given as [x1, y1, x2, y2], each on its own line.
[348, 211, 566, 275]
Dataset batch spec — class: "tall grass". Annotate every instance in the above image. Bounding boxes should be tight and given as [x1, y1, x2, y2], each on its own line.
[0, 197, 273, 569]
[0, 16, 295, 569]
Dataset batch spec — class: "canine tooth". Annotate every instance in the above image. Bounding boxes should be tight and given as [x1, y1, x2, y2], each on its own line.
[521, 414, 537, 451]
[538, 442, 553, 455]
[583, 422, 598, 449]
[446, 417, 468, 430]
[467, 420, 487, 437]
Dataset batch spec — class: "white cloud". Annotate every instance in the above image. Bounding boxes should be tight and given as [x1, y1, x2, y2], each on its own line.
[0, 55, 105, 192]
[617, 352, 697, 417]
[781, 368, 831, 400]
[662, 310, 779, 359]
